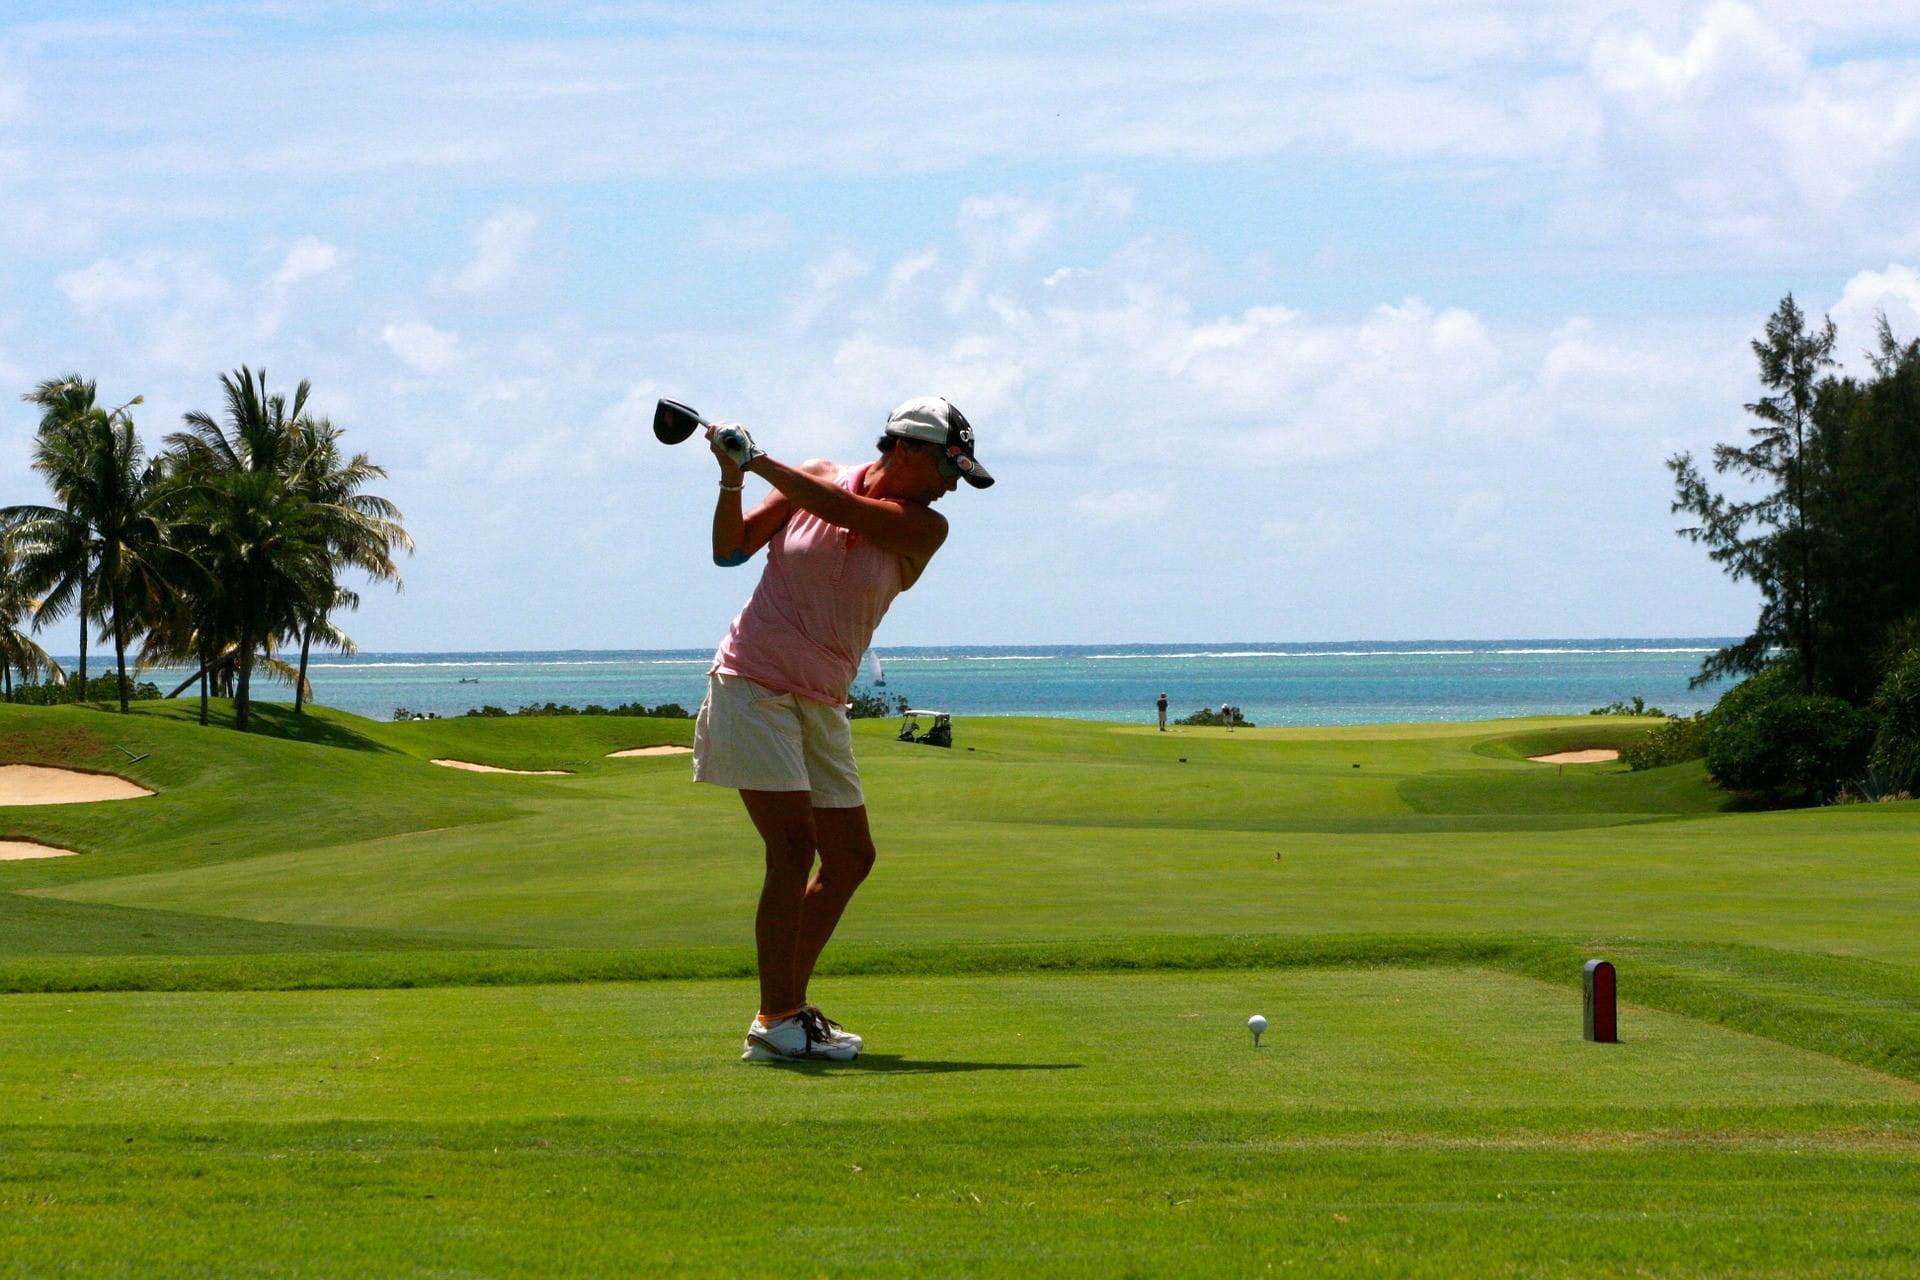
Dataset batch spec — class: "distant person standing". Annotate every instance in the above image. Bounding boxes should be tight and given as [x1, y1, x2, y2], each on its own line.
[694, 397, 993, 1063]
[1221, 702, 1234, 732]
[1156, 692, 1168, 731]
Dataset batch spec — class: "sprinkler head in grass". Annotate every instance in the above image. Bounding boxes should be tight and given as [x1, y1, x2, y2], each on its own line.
[1248, 1014, 1267, 1047]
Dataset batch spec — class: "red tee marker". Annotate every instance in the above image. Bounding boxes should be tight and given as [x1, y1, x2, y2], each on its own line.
[1584, 959, 1618, 1043]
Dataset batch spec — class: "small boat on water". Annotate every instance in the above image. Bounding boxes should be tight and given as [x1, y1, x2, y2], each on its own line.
[867, 651, 885, 686]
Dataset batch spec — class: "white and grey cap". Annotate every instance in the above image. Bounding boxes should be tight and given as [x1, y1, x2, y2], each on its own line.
[883, 396, 993, 489]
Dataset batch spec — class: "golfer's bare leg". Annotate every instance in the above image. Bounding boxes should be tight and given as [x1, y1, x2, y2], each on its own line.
[793, 804, 876, 1001]
[740, 789, 816, 1017]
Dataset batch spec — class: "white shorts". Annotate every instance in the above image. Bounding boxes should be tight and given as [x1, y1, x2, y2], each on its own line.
[692, 674, 865, 808]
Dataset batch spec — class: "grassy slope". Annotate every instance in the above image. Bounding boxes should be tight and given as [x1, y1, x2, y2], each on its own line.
[20, 706, 1915, 971]
[3, 700, 1919, 1276]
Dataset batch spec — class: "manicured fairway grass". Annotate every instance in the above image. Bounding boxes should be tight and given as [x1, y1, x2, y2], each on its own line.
[10, 970, 1914, 1125]
[2, 700, 1918, 1276]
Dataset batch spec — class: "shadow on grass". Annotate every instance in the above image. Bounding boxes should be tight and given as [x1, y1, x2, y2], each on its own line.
[242, 705, 392, 753]
[758, 1054, 1082, 1076]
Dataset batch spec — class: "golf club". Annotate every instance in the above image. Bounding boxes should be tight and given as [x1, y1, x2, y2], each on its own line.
[653, 398, 706, 445]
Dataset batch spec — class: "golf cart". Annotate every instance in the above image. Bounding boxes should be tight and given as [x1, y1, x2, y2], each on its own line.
[896, 708, 953, 749]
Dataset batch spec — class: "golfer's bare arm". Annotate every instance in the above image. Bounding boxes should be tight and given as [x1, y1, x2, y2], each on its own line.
[711, 484, 791, 567]
[709, 430, 795, 566]
[746, 455, 948, 566]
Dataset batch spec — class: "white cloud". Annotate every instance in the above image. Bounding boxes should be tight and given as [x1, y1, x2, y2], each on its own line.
[1260, 511, 1364, 567]
[784, 245, 874, 333]
[56, 250, 218, 318]
[270, 236, 344, 291]
[1071, 487, 1169, 527]
[381, 319, 460, 374]
[1574, 3, 1920, 250]
[1436, 490, 1511, 553]
[438, 207, 538, 296]
[7, 5, 1919, 261]
[52, 249, 265, 371]
[48, 239, 351, 376]
[1831, 263, 1920, 362]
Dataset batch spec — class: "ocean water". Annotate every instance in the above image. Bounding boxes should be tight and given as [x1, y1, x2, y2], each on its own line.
[153, 640, 1734, 726]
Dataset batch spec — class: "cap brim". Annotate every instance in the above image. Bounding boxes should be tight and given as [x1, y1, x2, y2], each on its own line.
[960, 458, 993, 488]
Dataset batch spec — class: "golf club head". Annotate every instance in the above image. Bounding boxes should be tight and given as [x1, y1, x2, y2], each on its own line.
[653, 399, 706, 445]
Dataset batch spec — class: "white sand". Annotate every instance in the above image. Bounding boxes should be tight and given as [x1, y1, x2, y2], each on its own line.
[606, 745, 693, 758]
[1528, 749, 1620, 765]
[431, 759, 571, 776]
[0, 765, 154, 805]
[0, 840, 79, 860]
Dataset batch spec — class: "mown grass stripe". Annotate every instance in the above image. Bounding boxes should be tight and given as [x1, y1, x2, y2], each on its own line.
[7, 931, 1919, 1085]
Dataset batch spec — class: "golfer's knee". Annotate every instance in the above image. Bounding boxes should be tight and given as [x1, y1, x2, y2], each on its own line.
[822, 840, 875, 887]
[762, 829, 815, 872]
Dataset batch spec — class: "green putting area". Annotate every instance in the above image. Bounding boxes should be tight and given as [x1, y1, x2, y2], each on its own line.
[2, 701, 1918, 1276]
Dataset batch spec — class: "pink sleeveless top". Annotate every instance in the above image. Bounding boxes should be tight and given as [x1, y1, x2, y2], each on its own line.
[711, 463, 912, 705]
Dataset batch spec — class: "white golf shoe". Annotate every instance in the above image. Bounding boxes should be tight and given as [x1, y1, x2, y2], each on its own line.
[741, 1008, 859, 1063]
[804, 1005, 864, 1053]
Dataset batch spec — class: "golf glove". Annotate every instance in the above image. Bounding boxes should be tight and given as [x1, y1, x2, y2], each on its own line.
[714, 424, 765, 470]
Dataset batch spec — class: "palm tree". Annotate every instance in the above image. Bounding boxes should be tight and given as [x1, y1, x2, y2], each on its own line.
[284, 418, 412, 712]
[3, 378, 170, 712]
[3, 376, 107, 700]
[0, 557, 65, 701]
[84, 407, 179, 712]
[165, 368, 334, 731]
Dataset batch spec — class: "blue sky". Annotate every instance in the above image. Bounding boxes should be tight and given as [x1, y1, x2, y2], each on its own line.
[4, 1, 1920, 650]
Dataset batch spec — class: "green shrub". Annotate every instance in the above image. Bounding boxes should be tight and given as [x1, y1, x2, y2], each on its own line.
[1705, 667, 1874, 799]
[1621, 712, 1711, 770]
[454, 701, 692, 719]
[1868, 645, 1920, 794]
[847, 685, 908, 719]
[1175, 706, 1255, 728]
[8, 675, 162, 706]
[1590, 696, 1667, 717]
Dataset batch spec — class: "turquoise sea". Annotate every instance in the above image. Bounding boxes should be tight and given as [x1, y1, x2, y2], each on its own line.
[155, 641, 1735, 726]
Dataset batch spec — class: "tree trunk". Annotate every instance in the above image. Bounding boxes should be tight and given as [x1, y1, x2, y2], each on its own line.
[199, 652, 209, 728]
[76, 563, 89, 703]
[236, 612, 254, 732]
[113, 590, 129, 714]
[296, 624, 312, 713]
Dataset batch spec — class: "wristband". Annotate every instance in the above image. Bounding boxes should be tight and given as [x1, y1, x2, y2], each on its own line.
[719, 481, 743, 492]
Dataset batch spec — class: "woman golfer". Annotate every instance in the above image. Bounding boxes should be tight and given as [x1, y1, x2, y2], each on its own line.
[694, 397, 992, 1062]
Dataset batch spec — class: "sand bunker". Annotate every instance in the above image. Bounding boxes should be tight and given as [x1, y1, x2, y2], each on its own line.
[0, 840, 80, 860]
[0, 765, 153, 805]
[606, 746, 693, 758]
[431, 759, 571, 776]
[1528, 749, 1620, 765]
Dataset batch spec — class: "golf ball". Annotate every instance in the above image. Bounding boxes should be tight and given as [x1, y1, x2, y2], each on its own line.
[1248, 1014, 1268, 1036]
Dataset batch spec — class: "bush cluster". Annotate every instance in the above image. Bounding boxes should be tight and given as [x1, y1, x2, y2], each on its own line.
[847, 685, 909, 720]
[1704, 666, 1875, 800]
[1868, 645, 1920, 795]
[8, 675, 162, 706]
[1620, 713, 1711, 771]
[453, 701, 692, 720]
[1176, 706, 1254, 728]
[402, 689, 912, 723]
[1590, 696, 1668, 717]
